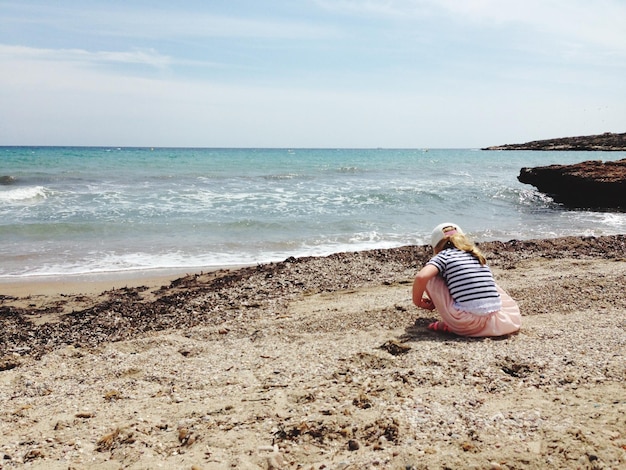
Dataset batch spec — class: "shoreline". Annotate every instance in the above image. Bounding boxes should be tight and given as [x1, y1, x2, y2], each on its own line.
[1, 234, 625, 468]
[0, 265, 251, 300]
[1, 231, 625, 300]
[2, 233, 625, 357]
[1, 234, 624, 294]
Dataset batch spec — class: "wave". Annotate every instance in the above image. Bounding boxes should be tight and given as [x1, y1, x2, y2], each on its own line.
[0, 186, 48, 203]
[0, 236, 411, 278]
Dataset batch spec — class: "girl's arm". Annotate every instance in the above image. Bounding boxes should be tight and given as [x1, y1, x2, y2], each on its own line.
[412, 264, 439, 310]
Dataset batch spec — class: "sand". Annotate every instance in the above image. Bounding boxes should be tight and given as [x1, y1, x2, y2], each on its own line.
[1, 235, 625, 469]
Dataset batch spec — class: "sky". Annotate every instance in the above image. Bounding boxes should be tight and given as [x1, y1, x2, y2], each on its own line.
[0, 0, 625, 148]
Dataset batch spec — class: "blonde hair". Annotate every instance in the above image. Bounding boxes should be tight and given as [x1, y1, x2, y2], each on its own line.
[434, 233, 487, 265]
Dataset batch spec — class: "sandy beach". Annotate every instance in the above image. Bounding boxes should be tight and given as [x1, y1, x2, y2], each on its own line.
[1, 235, 625, 469]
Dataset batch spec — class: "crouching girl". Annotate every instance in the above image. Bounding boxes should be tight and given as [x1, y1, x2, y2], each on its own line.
[413, 223, 521, 337]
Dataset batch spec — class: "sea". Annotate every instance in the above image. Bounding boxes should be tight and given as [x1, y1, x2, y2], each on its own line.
[1, 146, 625, 280]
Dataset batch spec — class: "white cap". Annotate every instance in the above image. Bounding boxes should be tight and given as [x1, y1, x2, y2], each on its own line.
[430, 222, 463, 248]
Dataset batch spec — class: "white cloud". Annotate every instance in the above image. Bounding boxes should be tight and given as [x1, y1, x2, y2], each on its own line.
[2, 44, 622, 148]
[314, 0, 432, 18]
[316, 0, 626, 55]
[0, 44, 172, 68]
[437, 0, 626, 50]
[122, 12, 339, 40]
[1, 2, 624, 147]
[2, 3, 340, 42]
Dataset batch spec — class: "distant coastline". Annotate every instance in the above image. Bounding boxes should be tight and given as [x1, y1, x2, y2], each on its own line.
[483, 132, 626, 151]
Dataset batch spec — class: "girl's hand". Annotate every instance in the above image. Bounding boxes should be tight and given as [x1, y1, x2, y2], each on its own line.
[419, 296, 435, 310]
[412, 265, 439, 309]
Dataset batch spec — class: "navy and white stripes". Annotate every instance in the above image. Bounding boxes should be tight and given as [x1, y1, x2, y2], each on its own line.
[427, 248, 502, 315]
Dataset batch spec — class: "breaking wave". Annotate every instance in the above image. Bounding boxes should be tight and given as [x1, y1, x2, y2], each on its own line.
[0, 186, 48, 203]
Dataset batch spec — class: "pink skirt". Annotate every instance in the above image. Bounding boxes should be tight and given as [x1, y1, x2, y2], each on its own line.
[426, 276, 521, 337]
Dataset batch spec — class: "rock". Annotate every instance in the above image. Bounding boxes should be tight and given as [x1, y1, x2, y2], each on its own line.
[379, 339, 411, 355]
[0, 175, 17, 185]
[518, 158, 626, 209]
[483, 132, 626, 151]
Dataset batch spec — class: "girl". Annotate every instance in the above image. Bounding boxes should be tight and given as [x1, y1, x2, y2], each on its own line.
[412, 223, 521, 337]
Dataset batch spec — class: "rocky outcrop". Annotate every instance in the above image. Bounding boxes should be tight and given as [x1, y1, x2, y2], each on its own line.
[484, 132, 626, 151]
[518, 158, 626, 209]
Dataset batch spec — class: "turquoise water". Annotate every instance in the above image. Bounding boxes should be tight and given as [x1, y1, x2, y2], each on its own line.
[1, 146, 625, 278]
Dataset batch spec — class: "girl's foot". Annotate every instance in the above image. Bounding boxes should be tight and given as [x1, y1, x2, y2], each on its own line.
[428, 321, 452, 333]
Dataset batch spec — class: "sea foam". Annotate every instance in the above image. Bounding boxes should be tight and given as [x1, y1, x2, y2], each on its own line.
[0, 186, 48, 203]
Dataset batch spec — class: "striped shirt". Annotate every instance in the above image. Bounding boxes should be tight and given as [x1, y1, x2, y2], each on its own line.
[427, 248, 502, 315]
